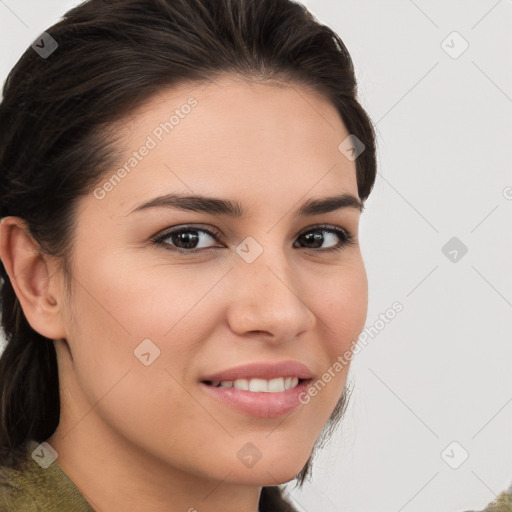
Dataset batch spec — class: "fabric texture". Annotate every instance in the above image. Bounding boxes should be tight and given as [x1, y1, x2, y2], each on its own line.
[465, 482, 512, 512]
[0, 439, 95, 511]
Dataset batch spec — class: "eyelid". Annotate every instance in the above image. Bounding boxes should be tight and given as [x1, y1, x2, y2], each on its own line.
[298, 223, 350, 236]
[151, 224, 222, 245]
[296, 223, 355, 241]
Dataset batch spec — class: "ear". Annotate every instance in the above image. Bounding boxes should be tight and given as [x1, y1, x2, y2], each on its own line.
[0, 216, 67, 340]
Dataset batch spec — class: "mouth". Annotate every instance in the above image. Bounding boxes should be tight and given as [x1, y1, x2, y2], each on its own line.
[201, 376, 306, 392]
[199, 377, 313, 418]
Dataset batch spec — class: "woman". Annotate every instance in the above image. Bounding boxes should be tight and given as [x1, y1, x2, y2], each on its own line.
[0, 0, 377, 510]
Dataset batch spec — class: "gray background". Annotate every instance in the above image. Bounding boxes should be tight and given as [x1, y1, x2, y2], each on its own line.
[1, 1, 511, 511]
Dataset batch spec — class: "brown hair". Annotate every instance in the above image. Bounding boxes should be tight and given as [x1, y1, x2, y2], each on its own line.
[0, 0, 376, 507]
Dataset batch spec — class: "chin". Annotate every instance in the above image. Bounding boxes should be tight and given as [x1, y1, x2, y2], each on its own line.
[221, 453, 311, 487]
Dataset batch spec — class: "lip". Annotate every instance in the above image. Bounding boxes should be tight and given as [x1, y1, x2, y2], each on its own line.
[200, 379, 312, 418]
[199, 360, 314, 418]
[200, 360, 313, 382]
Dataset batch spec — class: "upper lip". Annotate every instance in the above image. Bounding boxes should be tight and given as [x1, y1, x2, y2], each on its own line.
[200, 360, 313, 382]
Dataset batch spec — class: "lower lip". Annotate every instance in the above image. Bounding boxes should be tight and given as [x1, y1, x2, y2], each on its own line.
[199, 380, 311, 418]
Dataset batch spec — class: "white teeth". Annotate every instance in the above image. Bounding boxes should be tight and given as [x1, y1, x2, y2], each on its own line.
[209, 377, 300, 392]
[249, 378, 269, 392]
[233, 378, 249, 390]
[285, 377, 298, 390]
[268, 377, 285, 392]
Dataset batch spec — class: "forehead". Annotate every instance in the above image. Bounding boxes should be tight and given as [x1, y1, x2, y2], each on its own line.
[92, 76, 359, 216]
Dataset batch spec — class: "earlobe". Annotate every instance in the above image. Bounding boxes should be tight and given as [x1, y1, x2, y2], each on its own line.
[0, 216, 66, 340]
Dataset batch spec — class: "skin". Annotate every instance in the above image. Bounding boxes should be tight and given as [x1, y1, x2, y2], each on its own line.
[0, 75, 368, 512]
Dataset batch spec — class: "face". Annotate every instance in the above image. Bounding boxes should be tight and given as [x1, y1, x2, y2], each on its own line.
[49, 76, 368, 486]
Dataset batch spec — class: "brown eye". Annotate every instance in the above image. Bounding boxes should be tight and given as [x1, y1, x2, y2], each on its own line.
[153, 226, 222, 253]
[293, 226, 355, 252]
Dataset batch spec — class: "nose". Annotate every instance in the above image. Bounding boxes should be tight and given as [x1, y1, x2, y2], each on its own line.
[226, 244, 316, 343]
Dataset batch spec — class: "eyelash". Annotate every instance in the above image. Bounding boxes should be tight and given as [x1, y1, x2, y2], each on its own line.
[151, 224, 356, 254]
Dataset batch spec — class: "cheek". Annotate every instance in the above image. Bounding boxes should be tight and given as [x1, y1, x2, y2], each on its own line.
[64, 253, 227, 409]
[70, 249, 218, 340]
[61, 270, 210, 459]
[316, 259, 368, 351]
[293, 259, 367, 413]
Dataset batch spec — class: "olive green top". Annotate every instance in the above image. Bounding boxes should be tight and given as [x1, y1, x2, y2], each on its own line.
[0, 439, 94, 512]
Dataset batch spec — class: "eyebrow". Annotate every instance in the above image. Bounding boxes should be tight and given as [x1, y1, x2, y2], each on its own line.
[128, 192, 363, 217]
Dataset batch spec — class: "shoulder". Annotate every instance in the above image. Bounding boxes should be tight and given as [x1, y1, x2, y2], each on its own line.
[0, 439, 94, 512]
[462, 483, 512, 512]
[0, 441, 40, 511]
[480, 487, 512, 512]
